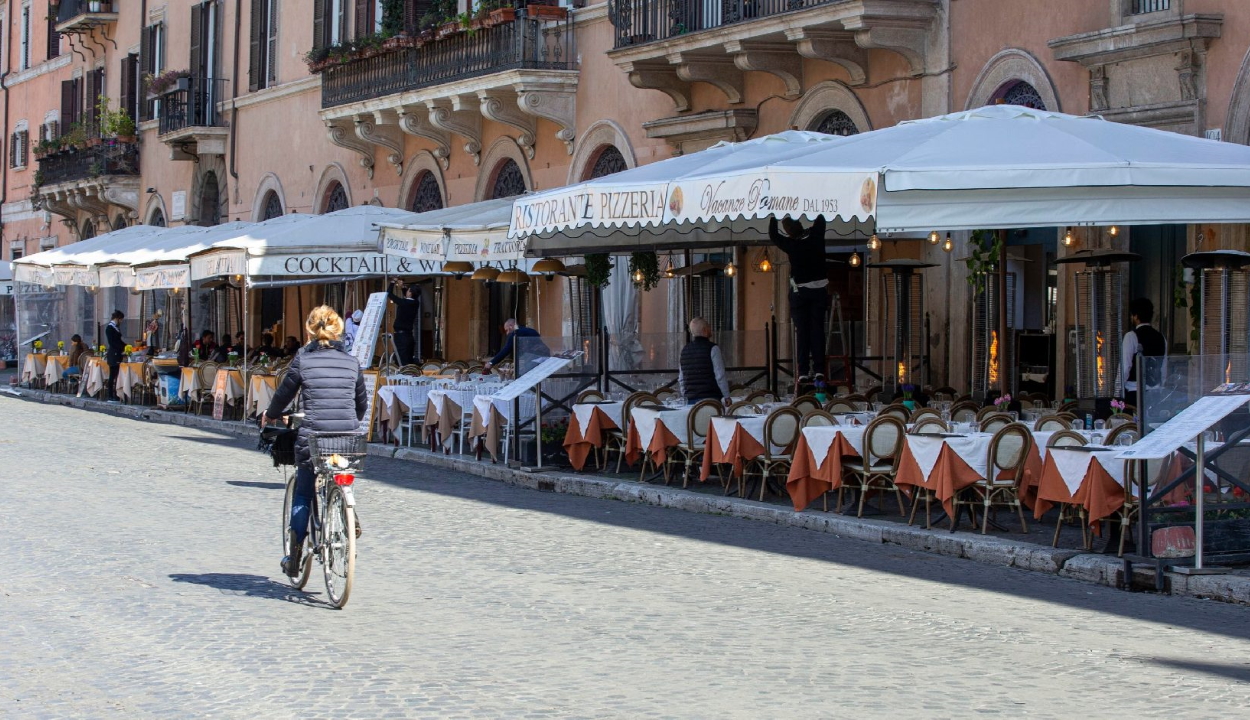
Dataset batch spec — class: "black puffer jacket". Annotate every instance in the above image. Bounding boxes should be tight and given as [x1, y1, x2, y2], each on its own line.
[265, 340, 368, 467]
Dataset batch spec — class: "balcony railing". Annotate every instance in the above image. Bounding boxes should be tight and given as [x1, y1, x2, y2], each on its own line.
[608, 0, 842, 48]
[37, 142, 139, 185]
[159, 77, 229, 135]
[1130, 0, 1170, 13]
[55, 0, 119, 31]
[321, 15, 576, 109]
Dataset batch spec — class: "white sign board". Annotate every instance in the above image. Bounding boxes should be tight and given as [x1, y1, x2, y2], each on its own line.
[251, 253, 544, 277]
[1116, 394, 1250, 460]
[171, 191, 187, 221]
[52, 267, 98, 286]
[493, 353, 580, 402]
[359, 370, 379, 435]
[0, 281, 12, 296]
[191, 250, 246, 280]
[98, 265, 135, 288]
[378, 226, 446, 261]
[135, 264, 192, 290]
[350, 291, 387, 369]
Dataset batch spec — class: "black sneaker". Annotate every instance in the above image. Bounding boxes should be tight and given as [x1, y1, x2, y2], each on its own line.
[282, 535, 303, 577]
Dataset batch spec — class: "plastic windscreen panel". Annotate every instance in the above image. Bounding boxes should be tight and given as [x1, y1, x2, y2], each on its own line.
[0, 296, 15, 360]
[15, 282, 76, 352]
[1074, 268, 1123, 399]
[512, 334, 600, 406]
[1140, 354, 1250, 430]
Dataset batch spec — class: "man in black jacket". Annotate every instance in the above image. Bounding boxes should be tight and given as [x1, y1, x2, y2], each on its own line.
[389, 279, 420, 366]
[679, 317, 730, 403]
[105, 310, 125, 402]
[770, 216, 830, 382]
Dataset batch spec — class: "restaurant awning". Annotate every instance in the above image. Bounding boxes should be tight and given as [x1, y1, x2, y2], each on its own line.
[377, 197, 521, 264]
[512, 105, 1250, 254]
[0, 260, 13, 295]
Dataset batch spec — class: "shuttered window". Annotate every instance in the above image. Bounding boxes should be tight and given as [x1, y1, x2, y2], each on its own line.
[9, 130, 28, 168]
[250, 0, 278, 90]
[46, 10, 60, 60]
[120, 54, 140, 125]
[139, 24, 164, 120]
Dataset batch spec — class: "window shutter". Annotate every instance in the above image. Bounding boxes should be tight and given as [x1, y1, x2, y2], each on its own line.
[189, 3, 204, 79]
[354, 0, 368, 39]
[313, 0, 326, 49]
[61, 80, 75, 132]
[249, 0, 263, 91]
[19, 131, 28, 167]
[8, 134, 15, 169]
[120, 55, 136, 123]
[213, 1, 225, 78]
[139, 28, 153, 120]
[266, 0, 278, 86]
[46, 14, 60, 60]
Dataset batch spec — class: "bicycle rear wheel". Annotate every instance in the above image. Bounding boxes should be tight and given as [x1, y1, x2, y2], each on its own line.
[322, 484, 355, 608]
[282, 473, 312, 589]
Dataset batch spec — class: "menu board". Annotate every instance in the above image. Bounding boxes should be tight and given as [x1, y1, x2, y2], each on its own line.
[493, 353, 579, 402]
[359, 370, 380, 438]
[211, 370, 228, 421]
[351, 292, 388, 369]
[1116, 395, 1249, 460]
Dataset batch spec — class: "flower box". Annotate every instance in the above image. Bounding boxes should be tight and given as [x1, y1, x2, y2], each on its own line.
[437, 22, 462, 39]
[490, 7, 517, 24]
[528, 4, 567, 20]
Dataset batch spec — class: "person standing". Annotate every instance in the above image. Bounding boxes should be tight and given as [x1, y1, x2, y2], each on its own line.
[484, 318, 549, 374]
[678, 317, 731, 403]
[388, 280, 420, 366]
[769, 215, 830, 382]
[343, 309, 363, 353]
[1120, 297, 1167, 410]
[105, 310, 125, 402]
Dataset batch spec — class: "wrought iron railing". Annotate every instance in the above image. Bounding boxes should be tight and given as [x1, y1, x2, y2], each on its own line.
[37, 142, 139, 185]
[1130, 0, 1169, 13]
[608, 0, 843, 48]
[159, 77, 229, 135]
[321, 15, 576, 109]
[56, 0, 116, 24]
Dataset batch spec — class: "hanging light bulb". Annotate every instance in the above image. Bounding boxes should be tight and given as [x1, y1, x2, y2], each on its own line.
[1063, 227, 1074, 246]
[928, 230, 940, 245]
[849, 252, 861, 267]
[757, 257, 772, 273]
[943, 234, 953, 252]
[632, 268, 644, 283]
[868, 234, 880, 251]
[724, 260, 736, 277]
[1109, 225, 1120, 237]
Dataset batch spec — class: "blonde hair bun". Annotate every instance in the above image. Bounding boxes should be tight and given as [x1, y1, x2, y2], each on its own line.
[305, 305, 345, 346]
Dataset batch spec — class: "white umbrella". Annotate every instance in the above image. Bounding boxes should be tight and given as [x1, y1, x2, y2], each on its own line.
[512, 105, 1250, 253]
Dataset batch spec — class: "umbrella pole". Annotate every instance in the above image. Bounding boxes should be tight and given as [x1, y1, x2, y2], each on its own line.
[997, 229, 1009, 395]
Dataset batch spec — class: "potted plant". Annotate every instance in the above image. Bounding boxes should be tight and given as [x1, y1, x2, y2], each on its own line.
[585, 253, 612, 288]
[143, 69, 190, 99]
[489, 0, 516, 26]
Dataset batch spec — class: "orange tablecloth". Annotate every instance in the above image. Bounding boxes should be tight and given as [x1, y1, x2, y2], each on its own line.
[564, 406, 621, 471]
[1033, 451, 1127, 530]
[625, 419, 682, 467]
[699, 417, 768, 482]
[785, 431, 868, 512]
[892, 434, 1043, 519]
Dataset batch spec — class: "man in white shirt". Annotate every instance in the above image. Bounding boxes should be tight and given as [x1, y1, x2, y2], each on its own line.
[1119, 297, 1167, 409]
[678, 317, 730, 403]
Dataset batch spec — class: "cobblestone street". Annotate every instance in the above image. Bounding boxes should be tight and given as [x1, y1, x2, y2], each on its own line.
[4, 397, 1250, 719]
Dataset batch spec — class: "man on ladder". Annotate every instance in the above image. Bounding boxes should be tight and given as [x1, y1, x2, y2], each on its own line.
[770, 216, 830, 392]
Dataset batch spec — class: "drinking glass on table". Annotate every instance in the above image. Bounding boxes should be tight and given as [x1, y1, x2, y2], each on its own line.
[1094, 419, 1106, 431]
[1117, 434, 1135, 446]
[968, 421, 980, 434]
[1091, 432, 1105, 446]
[1008, 411, 1018, 423]
[940, 409, 951, 424]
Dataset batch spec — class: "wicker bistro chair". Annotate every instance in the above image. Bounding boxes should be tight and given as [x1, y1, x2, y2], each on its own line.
[727, 401, 761, 417]
[911, 417, 950, 434]
[654, 387, 678, 402]
[826, 399, 857, 413]
[980, 412, 1013, 434]
[1104, 423, 1139, 447]
[952, 423, 1033, 534]
[950, 400, 980, 424]
[606, 392, 656, 473]
[1057, 400, 1080, 414]
[662, 399, 721, 488]
[838, 416, 907, 518]
[742, 407, 802, 501]
[1045, 430, 1091, 548]
[800, 410, 838, 429]
[1036, 415, 1072, 431]
[191, 362, 219, 415]
[746, 389, 776, 404]
[976, 405, 1002, 422]
[792, 395, 823, 415]
[1108, 412, 1135, 426]
[910, 407, 940, 423]
[879, 404, 910, 422]
[576, 389, 605, 403]
[420, 361, 443, 374]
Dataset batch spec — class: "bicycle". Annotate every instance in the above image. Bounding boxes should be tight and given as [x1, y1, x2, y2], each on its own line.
[265, 421, 365, 608]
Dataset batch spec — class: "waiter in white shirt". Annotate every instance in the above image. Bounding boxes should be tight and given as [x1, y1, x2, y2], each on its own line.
[1120, 297, 1166, 409]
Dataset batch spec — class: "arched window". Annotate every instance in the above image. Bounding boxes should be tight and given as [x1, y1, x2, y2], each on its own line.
[813, 110, 859, 137]
[409, 171, 443, 213]
[79, 220, 96, 240]
[199, 171, 221, 226]
[589, 145, 627, 179]
[996, 81, 1046, 110]
[149, 208, 166, 227]
[490, 159, 526, 200]
[323, 182, 349, 213]
[261, 190, 284, 220]
[112, 214, 129, 231]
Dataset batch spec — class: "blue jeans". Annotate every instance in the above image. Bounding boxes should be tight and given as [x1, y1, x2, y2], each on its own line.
[290, 465, 315, 543]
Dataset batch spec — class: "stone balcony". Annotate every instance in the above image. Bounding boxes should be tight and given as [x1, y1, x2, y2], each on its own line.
[55, 0, 119, 34]
[605, 0, 940, 111]
[157, 77, 230, 160]
[35, 142, 140, 223]
[317, 12, 579, 176]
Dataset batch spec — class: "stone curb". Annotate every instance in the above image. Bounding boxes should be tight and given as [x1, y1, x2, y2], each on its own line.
[9, 386, 1249, 606]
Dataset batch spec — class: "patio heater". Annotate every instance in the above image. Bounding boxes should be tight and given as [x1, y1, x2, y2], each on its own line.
[1057, 249, 1141, 403]
[969, 271, 1016, 400]
[870, 259, 934, 395]
[1184, 250, 1250, 385]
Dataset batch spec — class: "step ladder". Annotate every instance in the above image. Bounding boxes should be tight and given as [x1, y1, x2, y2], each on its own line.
[824, 292, 852, 387]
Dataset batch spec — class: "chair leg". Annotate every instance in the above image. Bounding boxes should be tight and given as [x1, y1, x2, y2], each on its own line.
[981, 493, 992, 534]
[1053, 506, 1064, 548]
[925, 492, 932, 529]
[1015, 500, 1029, 533]
[908, 491, 920, 526]
[856, 478, 870, 518]
[893, 486, 906, 516]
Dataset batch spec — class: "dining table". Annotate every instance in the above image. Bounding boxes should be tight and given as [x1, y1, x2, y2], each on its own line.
[785, 423, 871, 511]
[1034, 445, 1130, 530]
[893, 431, 1048, 520]
[563, 401, 625, 471]
[698, 414, 777, 483]
[624, 404, 696, 467]
[42, 354, 72, 387]
[213, 368, 246, 406]
[249, 374, 280, 416]
[469, 394, 537, 461]
[423, 388, 480, 451]
[22, 353, 47, 384]
[79, 357, 110, 398]
[115, 362, 146, 402]
[375, 382, 432, 442]
[179, 366, 201, 399]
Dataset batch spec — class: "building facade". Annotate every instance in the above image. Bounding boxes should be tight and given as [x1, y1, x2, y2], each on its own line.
[3, 0, 1249, 390]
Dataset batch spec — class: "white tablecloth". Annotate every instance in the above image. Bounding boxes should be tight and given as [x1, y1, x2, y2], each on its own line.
[215, 369, 245, 405]
[43, 354, 71, 386]
[573, 402, 624, 432]
[23, 354, 47, 383]
[906, 433, 993, 482]
[79, 359, 109, 398]
[710, 416, 767, 455]
[803, 426, 869, 468]
[249, 374, 279, 416]
[1049, 447, 1127, 494]
[376, 384, 432, 427]
[631, 405, 696, 449]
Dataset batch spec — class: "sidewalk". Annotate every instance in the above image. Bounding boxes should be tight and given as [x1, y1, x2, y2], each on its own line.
[9, 384, 1250, 606]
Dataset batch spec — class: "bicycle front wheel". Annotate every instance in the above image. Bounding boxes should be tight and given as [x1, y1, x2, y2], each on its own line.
[282, 473, 312, 589]
[322, 484, 356, 608]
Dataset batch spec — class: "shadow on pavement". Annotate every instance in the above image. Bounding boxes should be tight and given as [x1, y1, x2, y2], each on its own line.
[226, 480, 287, 490]
[169, 573, 328, 608]
[1149, 659, 1250, 683]
[357, 454, 1250, 642]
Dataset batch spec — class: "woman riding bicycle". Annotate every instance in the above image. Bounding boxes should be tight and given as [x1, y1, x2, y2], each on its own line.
[262, 306, 368, 577]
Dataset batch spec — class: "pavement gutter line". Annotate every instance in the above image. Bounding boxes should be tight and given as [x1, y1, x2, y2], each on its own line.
[9, 387, 1250, 606]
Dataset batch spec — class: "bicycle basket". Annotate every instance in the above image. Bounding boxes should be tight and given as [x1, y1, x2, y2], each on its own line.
[258, 427, 298, 467]
[306, 432, 368, 475]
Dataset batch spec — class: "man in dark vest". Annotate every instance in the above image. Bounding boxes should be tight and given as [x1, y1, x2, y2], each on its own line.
[1120, 297, 1166, 410]
[105, 310, 125, 403]
[678, 317, 730, 403]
